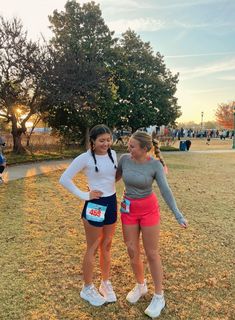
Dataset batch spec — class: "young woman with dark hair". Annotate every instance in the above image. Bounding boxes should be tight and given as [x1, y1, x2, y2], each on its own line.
[59, 124, 117, 307]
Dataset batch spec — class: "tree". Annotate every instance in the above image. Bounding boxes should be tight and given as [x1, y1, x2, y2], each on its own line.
[0, 16, 48, 153]
[44, 0, 117, 147]
[215, 101, 235, 129]
[112, 30, 181, 132]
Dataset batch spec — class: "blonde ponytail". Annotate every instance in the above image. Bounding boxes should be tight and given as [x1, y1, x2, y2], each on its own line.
[152, 139, 166, 167]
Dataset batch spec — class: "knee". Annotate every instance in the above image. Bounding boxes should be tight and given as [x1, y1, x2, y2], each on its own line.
[145, 249, 160, 263]
[126, 245, 140, 261]
[86, 241, 100, 258]
[86, 247, 97, 258]
[100, 240, 112, 260]
[100, 236, 113, 255]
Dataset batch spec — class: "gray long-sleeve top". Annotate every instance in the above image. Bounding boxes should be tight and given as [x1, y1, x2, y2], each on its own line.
[117, 154, 186, 224]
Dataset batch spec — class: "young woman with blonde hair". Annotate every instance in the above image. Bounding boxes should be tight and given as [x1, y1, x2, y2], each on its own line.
[117, 131, 187, 318]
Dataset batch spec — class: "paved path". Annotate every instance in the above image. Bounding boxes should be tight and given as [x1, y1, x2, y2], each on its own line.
[164, 149, 235, 154]
[3, 159, 72, 182]
[2, 149, 234, 182]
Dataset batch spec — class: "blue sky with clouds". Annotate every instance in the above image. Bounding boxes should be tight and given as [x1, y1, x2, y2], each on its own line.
[1, 0, 234, 123]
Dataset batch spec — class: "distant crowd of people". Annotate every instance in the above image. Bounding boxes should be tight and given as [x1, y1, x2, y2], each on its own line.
[112, 127, 234, 143]
[170, 128, 234, 140]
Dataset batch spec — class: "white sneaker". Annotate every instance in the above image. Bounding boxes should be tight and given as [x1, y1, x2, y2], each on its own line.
[80, 284, 106, 306]
[99, 280, 117, 302]
[144, 293, 165, 318]
[126, 280, 148, 303]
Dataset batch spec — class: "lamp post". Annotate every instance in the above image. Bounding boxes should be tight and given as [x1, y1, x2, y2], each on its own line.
[201, 111, 204, 138]
[233, 105, 235, 149]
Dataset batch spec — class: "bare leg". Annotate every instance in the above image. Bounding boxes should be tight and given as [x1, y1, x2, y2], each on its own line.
[122, 224, 145, 283]
[141, 224, 163, 294]
[99, 223, 116, 281]
[82, 219, 103, 285]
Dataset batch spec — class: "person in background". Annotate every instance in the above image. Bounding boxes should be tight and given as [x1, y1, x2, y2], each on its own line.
[0, 135, 6, 184]
[59, 124, 118, 307]
[116, 131, 187, 319]
[206, 132, 211, 145]
[185, 139, 192, 150]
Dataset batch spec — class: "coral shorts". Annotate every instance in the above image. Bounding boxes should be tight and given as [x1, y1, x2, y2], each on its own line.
[120, 193, 160, 227]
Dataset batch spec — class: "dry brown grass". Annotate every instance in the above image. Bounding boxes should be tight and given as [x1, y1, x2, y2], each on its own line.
[0, 151, 234, 319]
[175, 138, 233, 151]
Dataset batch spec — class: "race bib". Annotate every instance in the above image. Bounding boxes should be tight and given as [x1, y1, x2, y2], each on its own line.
[120, 198, 130, 214]
[86, 202, 107, 222]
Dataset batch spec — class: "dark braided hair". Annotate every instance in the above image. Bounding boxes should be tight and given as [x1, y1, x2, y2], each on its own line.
[107, 148, 117, 170]
[89, 124, 117, 172]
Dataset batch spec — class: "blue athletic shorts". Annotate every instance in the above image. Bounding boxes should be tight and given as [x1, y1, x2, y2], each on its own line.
[81, 193, 117, 227]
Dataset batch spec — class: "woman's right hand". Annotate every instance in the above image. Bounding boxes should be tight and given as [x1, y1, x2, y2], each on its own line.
[89, 190, 103, 200]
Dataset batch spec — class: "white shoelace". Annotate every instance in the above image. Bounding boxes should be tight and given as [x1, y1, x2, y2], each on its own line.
[103, 281, 114, 293]
[86, 285, 101, 298]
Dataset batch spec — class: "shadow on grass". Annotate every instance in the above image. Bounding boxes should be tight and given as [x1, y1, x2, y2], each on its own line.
[0, 152, 234, 319]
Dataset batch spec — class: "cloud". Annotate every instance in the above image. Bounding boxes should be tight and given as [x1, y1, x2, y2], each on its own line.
[175, 58, 235, 80]
[106, 17, 235, 35]
[107, 18, 165, 34]
[174, 20, 235, 30]
[184, 86, 235, 94]
[166, 51, 235, 58]
[160, 0, 229, 9]
[217, 75, 235, 81]
[100, 0, 153, 13]
[101, 0, 227, 10]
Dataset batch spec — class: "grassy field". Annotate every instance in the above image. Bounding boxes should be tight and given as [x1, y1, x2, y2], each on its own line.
[173, 137, 233, 151]
[5, 150, 82, 166]
[4, 137, 234, 166]
[0, 151, 234, 320]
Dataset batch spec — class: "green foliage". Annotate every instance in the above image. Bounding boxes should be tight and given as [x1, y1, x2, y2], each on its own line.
[43, 2, 182, 140]
[43, 1, 117, 144]
[160, 145, 179, 151]
[0, 16, 48, 153]
[1, 1, 183, 148]
[112, 30, 181, 131]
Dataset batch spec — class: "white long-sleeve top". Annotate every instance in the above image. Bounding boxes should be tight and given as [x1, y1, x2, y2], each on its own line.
[59, 149, 117, 201]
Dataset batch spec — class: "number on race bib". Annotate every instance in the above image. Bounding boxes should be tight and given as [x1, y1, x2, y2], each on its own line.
[86, 202, 107, 222]
[120, 198, 130, 214]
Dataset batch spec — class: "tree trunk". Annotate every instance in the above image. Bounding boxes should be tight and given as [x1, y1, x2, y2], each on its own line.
[11, 117, 27, 154]
[26, 136, 30, 147]
[25, 115, 41, 147]
[12, 130, 26, 154]
[85, 127, 90, 150]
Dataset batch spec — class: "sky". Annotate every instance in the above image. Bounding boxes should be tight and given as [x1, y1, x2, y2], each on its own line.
[1, 0, 235, 123]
